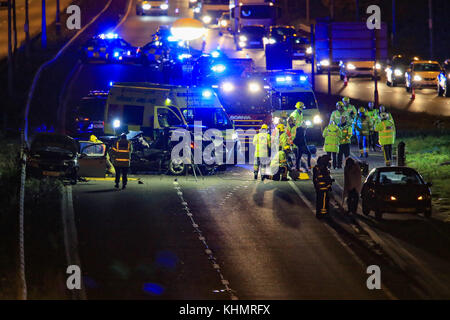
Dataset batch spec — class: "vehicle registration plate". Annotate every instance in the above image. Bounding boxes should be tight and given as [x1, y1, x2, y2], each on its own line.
[43, 171, 60, 177]
[250, 41, 260, 45]
[93, 52, 99, 57]
[397, 208, 415, 213]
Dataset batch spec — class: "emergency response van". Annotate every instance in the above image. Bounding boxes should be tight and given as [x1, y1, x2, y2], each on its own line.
[266, 71, 324, 141]
[104, 83, 239, 164]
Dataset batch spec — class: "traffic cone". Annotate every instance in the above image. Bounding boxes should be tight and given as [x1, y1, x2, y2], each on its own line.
[411, 87, 415, 99]
[344, 75, 348, 86]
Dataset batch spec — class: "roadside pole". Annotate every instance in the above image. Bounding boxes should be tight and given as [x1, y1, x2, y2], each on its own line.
[310, 24, 315, 92]
[327, 22, 332, 95]
[13, 0, 17, 52]
[372, 29, 379, 108]
[56, 0, 61, 35]
[25, 0, 30, 59]
[41, 0, 47, 49]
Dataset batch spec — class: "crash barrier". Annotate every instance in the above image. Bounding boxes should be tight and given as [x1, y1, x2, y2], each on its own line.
[397, 141, 406, 166]
[19, 0, 129, 300]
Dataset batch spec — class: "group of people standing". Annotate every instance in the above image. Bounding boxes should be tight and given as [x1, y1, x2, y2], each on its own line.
[324, 97, 396, 169]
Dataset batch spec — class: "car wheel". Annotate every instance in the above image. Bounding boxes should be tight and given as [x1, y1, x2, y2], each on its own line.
[168, 159, 187, 176]
[445, 83, 450, 97]
[424, 207, 432, 218]
[362, 200, 371, 216]
[386, 80, 391, 87]
[375, 208, 383, 220]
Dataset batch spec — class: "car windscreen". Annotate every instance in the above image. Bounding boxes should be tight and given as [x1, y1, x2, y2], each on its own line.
[272, 28, 295, 37]
[414, 63, 440, 72]
[183, 108, 233, 130]
[78, 99, 106, 120]
[378, 170, 423, 185]
[80, 142, 106, 157]
[276, 92, 317, 110]
[86, 39, 105, 47]
[293, 36, 309, 45]
[240, 5, 274, 19]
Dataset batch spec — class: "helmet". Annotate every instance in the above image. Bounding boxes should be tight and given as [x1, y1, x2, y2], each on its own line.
[295, 101, 305, 109]
[283, 145, 291, 151]
[89, 135, 98, 143]
[379, 105, 386, 113]
[277, 123, 285, 132]
[380, 112, 389, 120]
[120, 133, 127, 139]
[336, 101, 344, 109]
[358, 107, 366, 113]
[261, 124, 268, 130]
[367, 102, 374, 109]
[342, 97, 350, 104]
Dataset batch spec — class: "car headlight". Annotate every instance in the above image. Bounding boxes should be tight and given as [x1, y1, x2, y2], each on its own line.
[375, 63, 381, 69]
[273, 117, 280, 125]
[239, 41, 246, 47]
[313, 115, 322, 124]
[221, 81, 234, 92]
[211, 64, 226, 73]
[390, 196, 397, 201]
[305, 120, 312, 127]
[220, 20, 228, 27]
[160, 3, 168, 10]
[347, 63, 356, 70]
[268, 38, 276, 44]
[194, 7, 200, 13]
[113, 119, 121, 128]
[248, 82, 261, 93]
[417, 195, 424, 200]
[239, 35, 247, 42]
[306, 46, 312, 54]
[320, 59, 330, 66]
[414, 75, 422, 81]
[202, 15, 212, 24]
[142, 3, 151, 10]
[394, 69, 402, 76]
[202, 89, 213, 98]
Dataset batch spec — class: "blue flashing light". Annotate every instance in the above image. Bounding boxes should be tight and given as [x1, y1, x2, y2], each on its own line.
[109, 81, 114, 86]
[113, 51, 120, 58]
[167, 35, 177, 42]
[99, 33, 118, 40]
[211, 64, 226, 73]
[202, 89, 213, 98]
[178, 53, 192, 60]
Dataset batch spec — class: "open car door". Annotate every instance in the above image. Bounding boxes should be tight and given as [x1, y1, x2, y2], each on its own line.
[78, 141, 107, 178]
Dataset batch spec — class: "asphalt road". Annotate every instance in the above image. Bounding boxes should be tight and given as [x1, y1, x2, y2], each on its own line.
[65, 0, 450, 299]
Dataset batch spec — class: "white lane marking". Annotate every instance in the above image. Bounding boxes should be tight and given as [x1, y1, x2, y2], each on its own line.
[61, 186, 86, 299]
[288, 181, 397, 300]
[173, 180, 238, 300]
[112, 0, 133, 32]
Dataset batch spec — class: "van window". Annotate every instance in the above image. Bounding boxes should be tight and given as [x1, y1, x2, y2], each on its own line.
[157, 108, 184, 127]
[275, 92, 317, 110]
[123, 105, 144, 125]
[183, 108, 233, 130]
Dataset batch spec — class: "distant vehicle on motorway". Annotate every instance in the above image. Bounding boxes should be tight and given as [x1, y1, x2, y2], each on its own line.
[339, 60, 382, 80]
[437, 59, 450, 97]
[136, 0, 169, 15]
[385, 54, 410, 86]
[198, 0, 229, 26]
[266, 25, 296, 44]
[291, 34, 312, 61]
[405, 60, 441, 92]
[316, 59, 339, 74]
[137, 39, 166, 66]
[238, 25, 267, 49]
[218, 12, 231, 34]
[80, 33, 138, 63]
[361, 166, 432, 219]
[230, 0, 281, 31]
[189, 0, 199, 8]
[72, 91, 107, 136]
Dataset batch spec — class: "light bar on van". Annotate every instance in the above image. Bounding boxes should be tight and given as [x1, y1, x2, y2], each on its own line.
[211, 64, 226, 73]
[99, 33, 118, 40]
[299, 75, 308, 81]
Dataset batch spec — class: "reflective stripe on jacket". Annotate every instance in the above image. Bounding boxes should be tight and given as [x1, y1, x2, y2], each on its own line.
[339, 124, 353, 144]
[323, 123, 341, 153]
[112, 140, 131, 167]
[290, 110, 304, 126]
[375, 119, 396, 145]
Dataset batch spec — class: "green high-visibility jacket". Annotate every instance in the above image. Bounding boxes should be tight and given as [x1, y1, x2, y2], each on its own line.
[375, 119, 396, 145]
[270, 150, 287, 167]
[285, 123, 298, 145]
[253, 131, 271, 157]
[339, 123, 353, 144]
[345, 104, 357, 119]
[290, 109, 304, 126]
[367, 109, 379, 129]
[330, 109, 346, 125]
[323, 123, 342, 153]
[271, 130, 289, 148]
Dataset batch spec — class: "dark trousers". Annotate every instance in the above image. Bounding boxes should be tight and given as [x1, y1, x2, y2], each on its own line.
[337, 143, 350, 168]
[357, 135, 368, 154]
[296, 145, 311, 169]
[115, 166, 128, 186]
[316, 189, 330, 216]
[382, 144, 393, 166]
[347, 189, 359, 214]
[327, 152, 337, 169]
[369, 131, 377, 151]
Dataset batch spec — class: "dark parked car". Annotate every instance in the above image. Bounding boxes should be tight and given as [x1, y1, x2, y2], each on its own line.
[267, 25, 296, 44]
[361, 167, 432, 219]
[385, 54, 410, 86]
[438, 59, 450, 97]
[28, 133, 80, 184]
